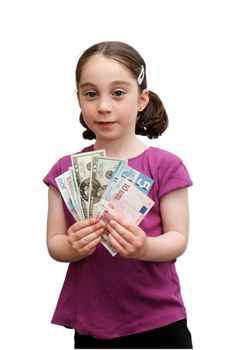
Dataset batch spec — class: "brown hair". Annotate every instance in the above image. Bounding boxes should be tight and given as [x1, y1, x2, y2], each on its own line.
[76, 41, 168, 139]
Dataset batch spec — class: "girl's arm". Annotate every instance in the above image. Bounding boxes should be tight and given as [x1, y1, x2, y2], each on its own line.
[107, 188, 190, 262]
[46, 185, 104, 262]
[140, 187, 190, 262]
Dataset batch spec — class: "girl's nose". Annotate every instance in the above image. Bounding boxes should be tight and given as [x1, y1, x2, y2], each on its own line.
[97, 96, 112, 113]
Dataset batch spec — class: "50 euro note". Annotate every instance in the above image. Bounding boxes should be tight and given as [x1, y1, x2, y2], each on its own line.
[94, 163, 154, 218]
[71, 150, 106, 219]
[89, 156, 127, 218]
[98, 179, 155, 256]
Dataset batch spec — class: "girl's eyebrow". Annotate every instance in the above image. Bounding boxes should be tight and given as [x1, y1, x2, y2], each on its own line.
[78, 82, 96, 89]
[79, 80, 132, 89]
[111, 80, 132, 87]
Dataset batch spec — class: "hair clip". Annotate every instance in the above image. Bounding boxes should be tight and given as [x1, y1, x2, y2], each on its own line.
[137, 65, 144, 85]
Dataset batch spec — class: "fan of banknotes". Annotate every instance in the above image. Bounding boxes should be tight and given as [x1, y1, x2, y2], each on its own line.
[55, 150, 155, 255]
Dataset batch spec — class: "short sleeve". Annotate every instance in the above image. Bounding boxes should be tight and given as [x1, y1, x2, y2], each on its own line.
[43, 160, 61, 189]
[157, 155, 193, 199]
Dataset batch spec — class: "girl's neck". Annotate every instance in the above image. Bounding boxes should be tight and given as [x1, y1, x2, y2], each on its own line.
[93, 137, 149, 159]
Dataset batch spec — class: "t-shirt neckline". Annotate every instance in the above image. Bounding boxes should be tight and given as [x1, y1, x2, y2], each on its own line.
[88, 144, 152, 161]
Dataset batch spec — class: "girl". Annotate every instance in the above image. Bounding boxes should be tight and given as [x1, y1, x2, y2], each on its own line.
[44, 41, 193, 349]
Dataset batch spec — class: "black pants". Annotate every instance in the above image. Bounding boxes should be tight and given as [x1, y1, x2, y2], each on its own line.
[74, 318, 193, 349]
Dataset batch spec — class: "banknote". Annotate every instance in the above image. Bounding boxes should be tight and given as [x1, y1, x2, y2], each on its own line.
[71, 150, 106, 219]
[55, 171, 80, 221]
[89, 156, 127, 218]
[111, 162, 154, 194]
[67, 167, 84, 220]
[55, 151, 155, 256]
[99, 178, 155, 255]
[100, 178, 155, 225]
[94, 163, 154, 218]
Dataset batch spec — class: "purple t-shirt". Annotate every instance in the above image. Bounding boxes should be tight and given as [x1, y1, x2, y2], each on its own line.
[43, 145, 193, 339]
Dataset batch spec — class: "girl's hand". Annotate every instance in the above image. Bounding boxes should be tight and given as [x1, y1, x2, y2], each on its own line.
[67, 218, 104, 258]
[106, 216, 148, 259]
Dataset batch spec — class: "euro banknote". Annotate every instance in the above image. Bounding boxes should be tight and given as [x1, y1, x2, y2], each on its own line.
[98, 178, 155, 256]
[94, 163, 154, 218]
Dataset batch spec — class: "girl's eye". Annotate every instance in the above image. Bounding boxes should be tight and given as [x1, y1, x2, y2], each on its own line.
[113, 90, 125, 97]
[85, 91, 97, 98]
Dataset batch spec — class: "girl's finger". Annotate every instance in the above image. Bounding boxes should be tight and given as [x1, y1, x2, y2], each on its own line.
[109, 216, 138, 236]
[108, 233, 134, 257]
[78, 236, 102, 255]
[69, 220, 104, 239]
[107, 219, 134, 243]
[107, 223, 133, 250]
[69, 218, 99, 233]
[71, 228, 103, 250]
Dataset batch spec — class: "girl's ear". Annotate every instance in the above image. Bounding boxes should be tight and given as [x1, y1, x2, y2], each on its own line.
[139, 89, 149, 111]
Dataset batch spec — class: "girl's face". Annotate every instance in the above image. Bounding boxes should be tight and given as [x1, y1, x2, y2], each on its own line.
[77, 54, 148, 143]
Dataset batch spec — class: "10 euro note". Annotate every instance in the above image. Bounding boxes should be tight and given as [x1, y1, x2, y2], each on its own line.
[98, 179, 155, 256]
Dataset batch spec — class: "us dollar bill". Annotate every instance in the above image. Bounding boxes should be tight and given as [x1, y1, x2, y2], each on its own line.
[89, 156, 127, 218]
[67, 167, 84, 220]
[71, 150, 106, 219]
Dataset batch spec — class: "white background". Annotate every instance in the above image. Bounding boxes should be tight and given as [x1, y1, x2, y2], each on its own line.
[0, 0, 242, 349]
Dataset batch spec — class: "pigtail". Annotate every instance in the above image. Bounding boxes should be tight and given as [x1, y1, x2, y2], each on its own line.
[135, 91, 168, 139]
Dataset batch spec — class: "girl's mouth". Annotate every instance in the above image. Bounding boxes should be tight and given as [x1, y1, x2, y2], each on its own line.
[96, 121, 116, 127]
